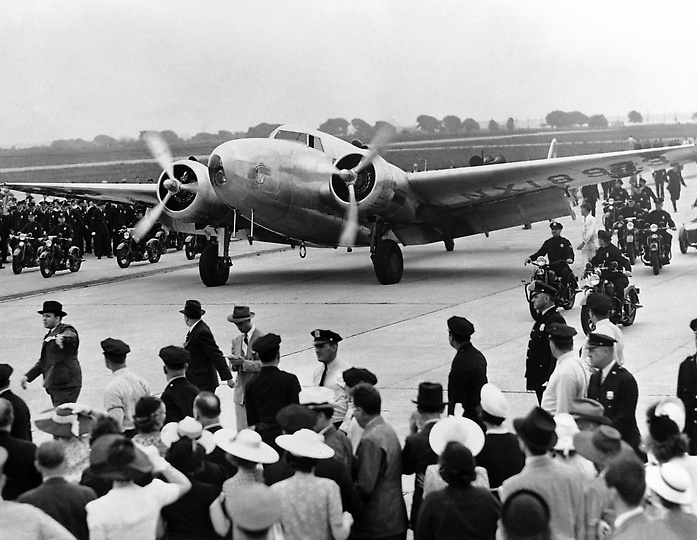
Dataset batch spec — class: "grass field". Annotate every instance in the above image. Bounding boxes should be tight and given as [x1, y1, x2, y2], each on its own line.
[1, 123, 695, 185]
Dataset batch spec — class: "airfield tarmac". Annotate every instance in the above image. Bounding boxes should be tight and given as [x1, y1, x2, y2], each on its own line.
[2, 167, 697, 474]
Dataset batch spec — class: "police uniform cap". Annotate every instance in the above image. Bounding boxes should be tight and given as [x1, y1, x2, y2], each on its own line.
[597, 230, 612, 241]
[586, 333, 616, 347]
[690, 318, 697, 331]
[311, 329, 342, 345]
[586, 293, 613, 316]
[252, 333, 281, 355]
[159, 345, 190, 367]
[528, 281, 557, 298]
[447, 316, 475, 340]
[342, 367, 377, 388]
[546, 323, 577, 343]
[549, 221, 563, 230]
[101, 338, 130, 361]
[0, 364, 13, 386]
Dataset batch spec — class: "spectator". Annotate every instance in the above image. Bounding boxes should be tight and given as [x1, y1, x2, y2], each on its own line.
[212, 483, 283, 540]
[499, 489, 552, 540]
[645, 462, 697, 540]
[194, 391, 236, 477]
[0, 363, 32, 441]
[17, 441, 97, 540]
[676, 318, 697, 455]
[214, 428, 278, 497]
[0, 398, 41, 500]
[568, 398, 611, 432]
[446, 316, 487, 424]
[550, 413, 595, 480]
[577, 202, 598, 265]
[339, 367, 378, 452]
[132, 396, 168, 456]
[79, 416, 123, 497]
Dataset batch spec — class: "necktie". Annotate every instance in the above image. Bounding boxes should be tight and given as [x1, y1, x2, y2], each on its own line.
[319, 364, 329, 386]
[242, 334, 248, 357]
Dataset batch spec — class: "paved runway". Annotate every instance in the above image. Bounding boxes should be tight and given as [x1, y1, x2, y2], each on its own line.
[2, 166, 697, 450]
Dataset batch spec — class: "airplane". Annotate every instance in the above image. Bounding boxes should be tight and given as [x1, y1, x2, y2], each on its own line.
[3, 125, 697, 287]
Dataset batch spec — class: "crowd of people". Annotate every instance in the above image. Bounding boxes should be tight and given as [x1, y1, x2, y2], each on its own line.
[0, 292, 696, 540]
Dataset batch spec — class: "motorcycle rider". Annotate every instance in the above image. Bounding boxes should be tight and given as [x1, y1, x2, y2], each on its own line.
[615, 197, 645, 253]
[589, 230, 631, 300]
[635, 177, 657, 211]
[525, 221, 574, 289]
[645, 197, 676, 260]
[48, 213, 74, 265]
[608, 177, 629, 206]
[20, 211, 44, 238]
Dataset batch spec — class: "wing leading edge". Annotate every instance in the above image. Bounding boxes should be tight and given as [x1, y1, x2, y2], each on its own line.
[1, 182, 160, 206]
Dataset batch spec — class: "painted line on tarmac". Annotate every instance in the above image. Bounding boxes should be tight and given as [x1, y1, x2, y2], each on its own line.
[0, 246, 292, 303]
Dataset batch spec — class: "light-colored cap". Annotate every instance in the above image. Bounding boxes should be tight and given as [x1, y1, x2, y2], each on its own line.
[299, 386, 336, 409]
[160, 416, 216, 454]
[480, 383, 508, 418]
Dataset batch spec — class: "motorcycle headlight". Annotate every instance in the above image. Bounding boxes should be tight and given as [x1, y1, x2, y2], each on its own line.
[124, 232, 130, 239]
[45, 239, 52, 247]
[650, 224, 658, 233]
[19, 234, 26, 241]
[536, 256, 546, 266]
[626, 222, 634, 231]
[18, 241, 24, 247]
[589, 274, 600, 286]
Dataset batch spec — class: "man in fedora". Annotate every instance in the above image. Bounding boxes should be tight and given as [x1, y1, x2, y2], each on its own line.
[181, 300, 233, 393]
[22, 301, 82, 407]
[160, 346, 200, 425]
[402, 382, 446, 529]
[0, 364, 31, 441]
[311, 329, 352, 428]
[227, 305, 264, 430]
[525, 282, 566, 405]
[500, 407, 586, 540]
[446, 316, 487, 423]
[0, 398, 41, 500]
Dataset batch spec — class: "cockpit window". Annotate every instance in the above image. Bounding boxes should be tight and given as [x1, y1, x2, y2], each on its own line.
[274, 130, 324, 152]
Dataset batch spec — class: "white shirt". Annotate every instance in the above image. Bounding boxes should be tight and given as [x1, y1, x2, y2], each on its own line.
[312, 357, 352, 425]
[581, 213, 598, 249]
[104, 367, 151, 431]
[541, 350, 591, 415]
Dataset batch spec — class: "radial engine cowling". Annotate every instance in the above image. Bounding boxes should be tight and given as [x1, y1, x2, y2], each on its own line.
[328, 154, 414, 222]
[157, 159, 232, 224]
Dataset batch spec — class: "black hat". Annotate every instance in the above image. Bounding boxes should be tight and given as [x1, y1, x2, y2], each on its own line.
[180, 300, 205, 319]
[568, 398, 611, 425]
[447, 316, 475, 340]
[586, 293, 613, 316]
[690, 318, 697, 331]
[166, 437, 205, 474]
[159, 345, 190, 367]
[0, 364, 13, 386]
[528, 281, 557, 298]
[90, 434, 153, 481]
[546, 323, 577, 343]
[586, 333, 616, 347]
[276, 404, 317, 434]
[342, 367, 377, 388]
[501, 489, 551, 538]
[311, 329, 343, 345]
[550, 221, 563, 230]
[597, 230, 612, 241]
[38, 300, 67, 317]
[656, 197, 664, 204]
[101, 338, 130, 361]
[135, 396, 162, 418]
[412, 382, 447, 412]
[513, 407, 558, 451]
[252, 333, 281, 360]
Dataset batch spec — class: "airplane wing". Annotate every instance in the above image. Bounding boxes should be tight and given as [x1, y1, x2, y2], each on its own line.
[393, 144, 697, 245]
[2, 181, 160, 206]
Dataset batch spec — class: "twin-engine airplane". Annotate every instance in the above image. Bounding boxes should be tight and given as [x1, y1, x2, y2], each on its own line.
[4, 125, 697, 287]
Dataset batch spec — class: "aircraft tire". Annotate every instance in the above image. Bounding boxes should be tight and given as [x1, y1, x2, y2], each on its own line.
[199, 243, 229, 287]
[372, 239, 403, 285]
[444, 238, 455, 252]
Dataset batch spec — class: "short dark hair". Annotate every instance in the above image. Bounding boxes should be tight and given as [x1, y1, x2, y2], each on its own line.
[89, 416, 122, 446]
[194, 392, 221, 418]
[36, 441, 65, 469]
[580, 202, 592, 212]
[352, 384, 381, 416]
[605, 456, 645, 506]
[0, 398, 14, 429]
[480, 409, 505, 427]
[313, 407, 334, 421]
[285, 452, 316, 473]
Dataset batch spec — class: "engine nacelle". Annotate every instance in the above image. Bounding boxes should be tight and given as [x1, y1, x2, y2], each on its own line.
[157, 159, 232, 224]
[328, 153, 415, 222]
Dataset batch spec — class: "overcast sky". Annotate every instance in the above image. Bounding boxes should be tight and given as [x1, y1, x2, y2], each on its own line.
[1, 0, 696, 146]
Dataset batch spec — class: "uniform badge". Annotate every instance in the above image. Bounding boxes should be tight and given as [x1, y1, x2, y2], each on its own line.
[606, 391, 614, 400]
[539, 324, 545, 331]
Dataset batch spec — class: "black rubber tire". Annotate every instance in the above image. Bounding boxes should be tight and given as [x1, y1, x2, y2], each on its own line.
[651, 250, 660, 275]
[68, 249, 82, 272]
[626, 243, 636, 265]
[148, 243, 162, 263]
[444, 238, 455, 252]
[580, 304, 594, 335]
[116, 247, 131, 268]
[621, 289, 638, 327]
[185, 242, 196, 260]
[12, 256, 22, 275]
[679, 234, 689, 254]
[372, 239, 403, 285]
[40, 257, 54, 278]
[199, 243, 229, 287]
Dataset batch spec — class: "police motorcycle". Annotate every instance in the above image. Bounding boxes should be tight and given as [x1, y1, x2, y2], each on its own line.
[37, 234, 82, 278]
[580, 261, 640, 334]
[602, 199, 619, 232]
[678, 205, 697, 254]
[613, 216, 643, 265]
[523, 256, 578, 319]
[114, 226, 161, 268]
[184, 234, 208, 260]
[10, 232, 40, 274]
[154, 228, 185, 255]
[639, 221, 672, 275]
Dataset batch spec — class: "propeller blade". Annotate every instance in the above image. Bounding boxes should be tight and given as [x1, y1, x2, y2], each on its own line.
[338, 183, 359, 247]
[354, 125, 395, 174]
[178, 182, 201, 194]
[143, 131, 177, 184]
[133, 191, 172, 242]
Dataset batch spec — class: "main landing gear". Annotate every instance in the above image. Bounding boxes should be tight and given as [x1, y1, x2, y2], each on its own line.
[199, 227, 232, 287]
[370, 220, 403, 285]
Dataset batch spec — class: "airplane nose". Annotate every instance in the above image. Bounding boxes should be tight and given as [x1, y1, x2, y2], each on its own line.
[208, 153, 227, 187]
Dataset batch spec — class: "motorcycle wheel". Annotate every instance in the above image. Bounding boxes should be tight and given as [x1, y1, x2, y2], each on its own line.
[68, 249, 82, 272]
[12, 256, 23, 275]
[148, 244, 162, 263]
[185, 242, 196, 260]
[40, 257, 55, 278]
[651, 250, 660, 275]
[116, 247, 131, 268]
[176, 236, 185, 250]
[562, 277, 577, 310]
[626, 243, 636, 265]
[679, 234, 689, 254]
[621, 289, 638, 327]
[580, 305, 595, 335]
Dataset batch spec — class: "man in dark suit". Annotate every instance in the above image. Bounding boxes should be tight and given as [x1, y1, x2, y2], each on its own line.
[181, 300, 233, 393]
[18, 441, 96, 540]
[677, 318, 697, 455]
[0, 398, 41, 500]
[160, 346, 200, 425]
[525, 282, 566, 404]
[194, 391, 236, 477]
[586, 333, 641, 451]
[402, 382, 445, 529]
[0, 364, 31, 441]
[245, 334, 301, 451]
[446, 316, 487, 423]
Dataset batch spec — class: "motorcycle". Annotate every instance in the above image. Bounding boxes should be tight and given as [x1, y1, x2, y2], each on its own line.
[155, 229, 185, 255]
[639, 222, 672, 275]
[10, 233, 40, 274]
[114, 227, 161, 268]
[602, 199, 619, 233]
[524, 257, 578, 319]
[580, 262, 641, 334]
[613, 217, 643, 265]
[37, 235, 82, 278]
[184, 234, 208, 260]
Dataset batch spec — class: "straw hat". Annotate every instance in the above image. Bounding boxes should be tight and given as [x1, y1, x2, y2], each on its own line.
[90, 434, 153, 481]
[225, 484, 282, 532]
[213, 428, 278, 464]
[429, 416, 485, 456]
[276, 429, 335, 459]
[160, 416, 216, 454]
[646, 463, 693, 505]
[35, 405, 93, 439]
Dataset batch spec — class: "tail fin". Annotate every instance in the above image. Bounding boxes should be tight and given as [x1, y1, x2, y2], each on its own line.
[547, 138, 557, 159]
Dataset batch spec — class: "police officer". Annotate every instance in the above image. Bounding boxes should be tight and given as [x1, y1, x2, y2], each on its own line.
[646, 198, 676, 257]
[311, 329, 351, 428]
[525, 282, 566, 405]
[677, 318, 697, 455]
[635, 177, 657, 212]
[617, 197, 645, 221]
[589, 230, 631, 299]
[48, 213, 74, 264]
[20, 212, 44, 238]
[160, 345, 199, 425]
[446, 316, 487, 422]
[609, 177, 629, 206]
[526, 221, 574, 286]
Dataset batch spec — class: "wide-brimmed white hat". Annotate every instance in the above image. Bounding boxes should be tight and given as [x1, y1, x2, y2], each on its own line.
[299, 386, 336, 409]
[553, 413, 580, 453]
[429, 416, 485, 457]
[646, 463, 693, 505]
[213, 428, 279, 464]
[276, 428, 335, 459]
[160, 417, 216, 454]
